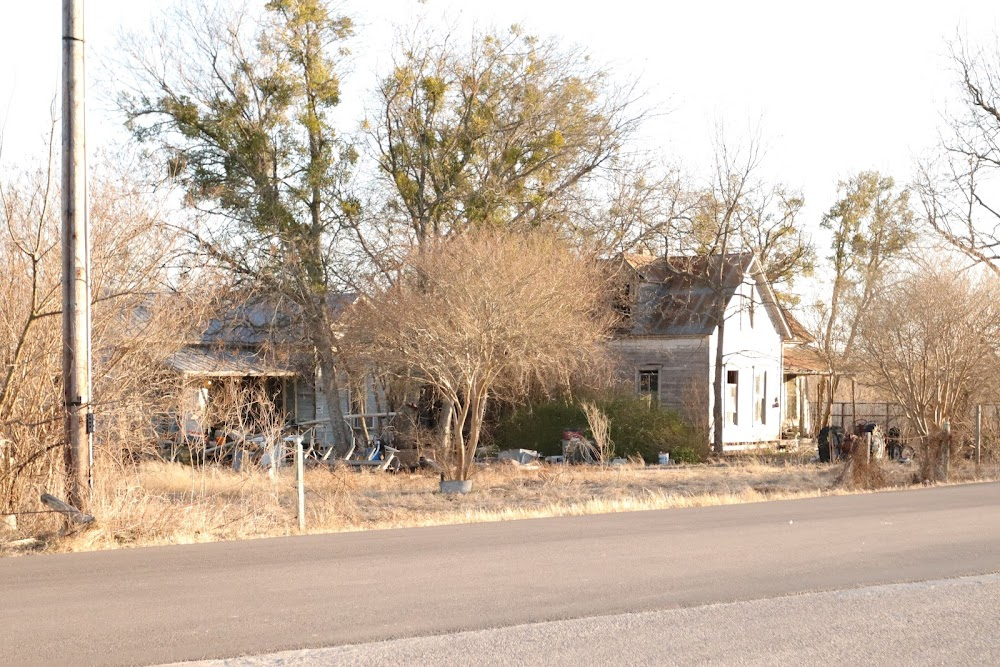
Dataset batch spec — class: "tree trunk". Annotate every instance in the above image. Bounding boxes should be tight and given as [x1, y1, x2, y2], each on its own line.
[712, 317, 726, 455]
[304, 307, 351, 451]
[439, 398, 454, 462]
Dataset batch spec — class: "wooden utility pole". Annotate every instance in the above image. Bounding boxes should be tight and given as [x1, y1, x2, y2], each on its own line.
[975, 406, 982, 466]
[62, 0, 93, 511]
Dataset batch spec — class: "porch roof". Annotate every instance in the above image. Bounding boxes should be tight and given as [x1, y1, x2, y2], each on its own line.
[164, 346, 297, 378]
[783, 344, 830, 376]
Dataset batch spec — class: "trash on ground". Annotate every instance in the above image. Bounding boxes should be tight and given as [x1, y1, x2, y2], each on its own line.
[497, 449, 540, 465]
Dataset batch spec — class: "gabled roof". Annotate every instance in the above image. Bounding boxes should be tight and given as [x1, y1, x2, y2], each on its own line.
[783, 343, 829, 375]
[617, 253, 791, 338]
[779, 306, 815, 343]
[164, 292, 358, 379]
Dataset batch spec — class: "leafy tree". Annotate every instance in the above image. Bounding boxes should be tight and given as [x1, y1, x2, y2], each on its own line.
[814, 171, 915, 427]
[118, 0, 356, 445]
[369, 25, 645, 247]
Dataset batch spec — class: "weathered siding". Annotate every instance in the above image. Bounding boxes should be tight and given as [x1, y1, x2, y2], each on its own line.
[312, 371, 352, 447]
[294, 377, 316, 425]
[609, 336, 711, 428]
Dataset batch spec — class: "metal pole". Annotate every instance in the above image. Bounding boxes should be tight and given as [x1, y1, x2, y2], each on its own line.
[295, 435, 305, 532]
[62, 0, 92, 512]
[850, 378, 857, 432]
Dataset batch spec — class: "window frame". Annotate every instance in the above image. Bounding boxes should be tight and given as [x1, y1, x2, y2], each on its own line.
[637, 368, 660, 407]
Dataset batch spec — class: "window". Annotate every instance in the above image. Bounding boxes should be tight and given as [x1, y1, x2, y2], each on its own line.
[754, 371, 767, 425]
[638, 369, 659, 407]
[726, 370, 738, 426]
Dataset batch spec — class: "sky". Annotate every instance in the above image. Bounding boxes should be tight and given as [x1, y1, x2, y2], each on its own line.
[1, 0, 998, 256]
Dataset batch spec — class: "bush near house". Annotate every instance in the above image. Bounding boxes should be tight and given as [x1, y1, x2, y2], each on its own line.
[494, 393, 707, 463]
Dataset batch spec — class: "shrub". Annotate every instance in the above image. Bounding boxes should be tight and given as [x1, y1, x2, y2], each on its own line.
[494, 393, 707, 463]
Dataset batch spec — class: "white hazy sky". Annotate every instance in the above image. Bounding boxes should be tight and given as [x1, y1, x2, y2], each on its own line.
[1, 0, 998, 237]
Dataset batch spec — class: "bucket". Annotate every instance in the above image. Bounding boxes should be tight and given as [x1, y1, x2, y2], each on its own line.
[658, 452, 670, 466]
[439, 480, 474, 494]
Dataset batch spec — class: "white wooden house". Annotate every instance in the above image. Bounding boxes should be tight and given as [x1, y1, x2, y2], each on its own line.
[611, 252, 822, 448]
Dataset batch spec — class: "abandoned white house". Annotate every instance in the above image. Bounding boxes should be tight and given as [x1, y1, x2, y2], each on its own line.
[610, 252, 825, 448]
[161, 295, 383, 449]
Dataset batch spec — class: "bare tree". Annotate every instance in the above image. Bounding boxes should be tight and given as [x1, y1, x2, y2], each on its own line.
[341, 231, 612, 482]
[0, 144, 209, 517]
[653, 133, 811, 453]
[919, 35, 1000, 273]
[857, 265, 1000, 478]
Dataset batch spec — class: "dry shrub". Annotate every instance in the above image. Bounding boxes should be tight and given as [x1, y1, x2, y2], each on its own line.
[834, 437, 888, 490]
[0, 148, 214, 519]
[913, 431, 966, 483]
[580, 401, 614, 463]
[343, 230, 613, 481]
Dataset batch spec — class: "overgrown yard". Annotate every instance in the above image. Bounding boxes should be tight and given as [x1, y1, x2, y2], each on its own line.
[2, 454, 998, 557]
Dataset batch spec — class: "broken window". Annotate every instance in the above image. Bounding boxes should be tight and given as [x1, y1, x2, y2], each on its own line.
[726, 369, 738, 426]
[638, 369, 659, 407]
[754, 371, 767, 425]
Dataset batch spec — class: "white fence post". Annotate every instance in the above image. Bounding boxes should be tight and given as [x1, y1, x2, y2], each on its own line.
[295, 435, 305, 532]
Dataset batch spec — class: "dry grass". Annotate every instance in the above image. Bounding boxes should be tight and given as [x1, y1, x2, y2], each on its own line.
[3, 452, 998, 556]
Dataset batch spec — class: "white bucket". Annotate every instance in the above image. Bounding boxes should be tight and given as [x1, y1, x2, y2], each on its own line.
[658, 452, 670, 466]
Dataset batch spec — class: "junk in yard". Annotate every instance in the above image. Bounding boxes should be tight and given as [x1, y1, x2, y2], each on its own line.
[497, 449, 540, 465]
[39, 493, 95, 526]
[817, 425, 844, 462]
[854, 421, 886, 459]
[819, 421, 890, 462]
[886, 426, 902, 460]
[561, 428, 601, 463]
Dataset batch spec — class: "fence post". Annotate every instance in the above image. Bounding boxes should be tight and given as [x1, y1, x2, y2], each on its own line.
[295, 435, 305, 532]
[976, 406, 982, 467]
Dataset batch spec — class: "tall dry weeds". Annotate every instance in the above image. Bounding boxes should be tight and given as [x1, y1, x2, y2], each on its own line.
[0, 146, 218, 521]
[834, 438, 888, 490]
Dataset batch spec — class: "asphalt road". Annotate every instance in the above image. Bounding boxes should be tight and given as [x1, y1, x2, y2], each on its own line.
[1, 483, 998, 666]
[180, 573, 1000, 666]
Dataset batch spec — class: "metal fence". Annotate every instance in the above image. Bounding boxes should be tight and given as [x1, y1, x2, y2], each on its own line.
[820, 402, 1000, 441]
[824, 402, 909, 433]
